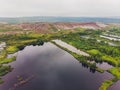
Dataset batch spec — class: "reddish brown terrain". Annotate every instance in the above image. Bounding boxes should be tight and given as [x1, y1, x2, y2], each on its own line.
[0, 22, 109, 34]
[16, 22, 108, 32]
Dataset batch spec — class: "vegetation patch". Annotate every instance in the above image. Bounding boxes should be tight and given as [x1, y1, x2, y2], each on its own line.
[0, 57, 16, 64]
[0, 65, 12, 76]
[108, 67, 120, 79]
[6, 46, 18, 54]
[87, 49, 101, 55]
[101, 55, 118, 66]
[99, 80, 114, 90]
[0, 79, 4, 84]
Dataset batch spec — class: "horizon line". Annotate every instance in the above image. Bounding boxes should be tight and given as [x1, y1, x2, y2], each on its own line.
[0, 16, 120, 18]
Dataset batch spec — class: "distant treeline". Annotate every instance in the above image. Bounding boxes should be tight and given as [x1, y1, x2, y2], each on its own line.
[0, 16, 120, 24]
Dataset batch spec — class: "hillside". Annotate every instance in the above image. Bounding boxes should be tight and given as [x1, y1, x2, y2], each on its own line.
[0, 22, 120, 34]
[16, 22, 107, 33]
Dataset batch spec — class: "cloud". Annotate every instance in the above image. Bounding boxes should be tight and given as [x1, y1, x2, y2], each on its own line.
[0, 0, 120, 17]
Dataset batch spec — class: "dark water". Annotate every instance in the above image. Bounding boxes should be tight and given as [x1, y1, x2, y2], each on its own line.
[0, 42, 113, 90]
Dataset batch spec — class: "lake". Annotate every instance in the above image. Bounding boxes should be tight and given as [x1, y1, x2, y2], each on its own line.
[0, 42, 113, 90]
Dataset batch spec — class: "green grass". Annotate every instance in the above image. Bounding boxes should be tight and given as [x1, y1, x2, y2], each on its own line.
[0, 57, 16, 64]
[0, 50, 7, 59]
[108, 67, 120, 79]
[6, 46, 19, 54]
[87, 49, 101, 55]
[0, 65, 12, 76]
[99, 80, 113, 90]
[101, 55, 118, 66]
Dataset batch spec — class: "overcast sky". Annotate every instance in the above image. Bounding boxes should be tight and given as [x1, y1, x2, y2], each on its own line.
[0, 0, 120, 17]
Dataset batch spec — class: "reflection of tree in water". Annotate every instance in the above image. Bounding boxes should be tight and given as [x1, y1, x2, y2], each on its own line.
[81, 63, 89, 68]
[90, 68, 96, 73]
[81, 63, 96, 73]
[8, 75, 34, 90]
[17, 39, 44, 50]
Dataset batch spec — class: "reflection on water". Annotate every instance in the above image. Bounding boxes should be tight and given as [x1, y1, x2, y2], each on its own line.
[109, 80, 120, 90]
[97, 62, 113, 70]
[0, 42, 113, 90]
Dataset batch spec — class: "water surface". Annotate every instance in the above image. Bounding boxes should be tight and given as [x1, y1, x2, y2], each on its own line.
[0, 42, 113, 90]
[109, 80, 120, 90]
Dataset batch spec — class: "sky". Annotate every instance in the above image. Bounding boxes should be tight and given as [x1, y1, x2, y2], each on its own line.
[0, 0, 120, 17]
